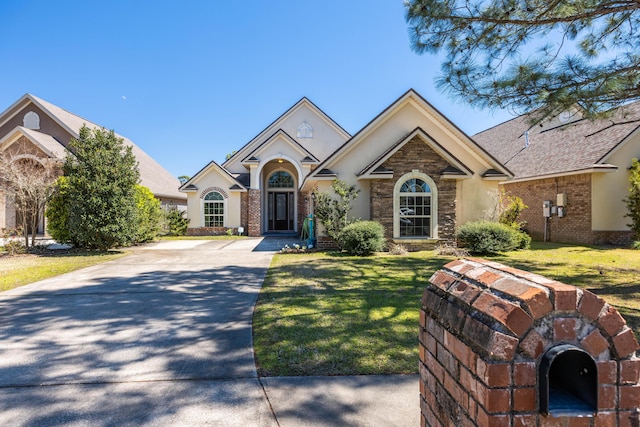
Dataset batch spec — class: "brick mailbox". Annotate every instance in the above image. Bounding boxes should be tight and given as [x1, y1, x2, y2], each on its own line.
[419, 258, 640, 427]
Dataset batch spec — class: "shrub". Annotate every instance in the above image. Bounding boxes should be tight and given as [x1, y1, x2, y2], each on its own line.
[632, 241, 640, 250]
[388, 243, 408, 256]
[456, 220, 530, 254]
[3, 239, 26, 255]
[339, 221, 385, 256]
[46, 176, 72, 243]
[625, 158, 640, 240]
[162, 207, 189, 236]
[133, 185, 162, 243]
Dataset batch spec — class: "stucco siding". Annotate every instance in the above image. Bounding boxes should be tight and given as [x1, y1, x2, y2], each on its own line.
[593, 134, 640, 231]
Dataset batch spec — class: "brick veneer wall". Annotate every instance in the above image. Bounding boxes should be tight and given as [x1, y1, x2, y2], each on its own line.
[420, 258, 640, 427]
[241, 191, 248, 233]
[247, 189, 261, 237]
[503, 174, 632, 245]
[370, 136, 457, 250]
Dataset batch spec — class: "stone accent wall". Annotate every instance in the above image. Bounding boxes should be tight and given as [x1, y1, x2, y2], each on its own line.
[247, 189, 261, 237]
[420, 258, 640, 427]
[370, 136, 457, 250]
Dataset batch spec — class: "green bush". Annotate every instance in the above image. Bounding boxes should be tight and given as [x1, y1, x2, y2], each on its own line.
[632, 241, 640, 250]
[162, 207, 189, 236]
[339, 221, 385, 256]
[133, 185, 162, 243]
[46, 176, 72, 243]
[3, 239, 26, 255]
[456, 220, 530, 254]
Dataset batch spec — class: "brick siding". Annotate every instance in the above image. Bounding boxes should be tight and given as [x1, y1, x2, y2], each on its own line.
[503, 174, 632, 245]
[370, 136, 457, 250]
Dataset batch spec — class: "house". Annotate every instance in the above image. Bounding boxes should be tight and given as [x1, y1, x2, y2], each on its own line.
[0, 94, 186, 234]
[473, 101, 640, 245]
[181, 89, 512, 249]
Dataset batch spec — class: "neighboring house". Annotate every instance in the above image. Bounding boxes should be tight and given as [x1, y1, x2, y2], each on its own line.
[181, 89, 512, 249]
[473, 102, 640, 246]
[0, 94, 186, 234]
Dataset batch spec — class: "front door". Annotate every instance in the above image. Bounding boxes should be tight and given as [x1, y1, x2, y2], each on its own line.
[268, 191, 294, 231]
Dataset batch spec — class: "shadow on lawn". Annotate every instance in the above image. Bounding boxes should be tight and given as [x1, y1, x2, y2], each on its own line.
[253, 254, 453, 377]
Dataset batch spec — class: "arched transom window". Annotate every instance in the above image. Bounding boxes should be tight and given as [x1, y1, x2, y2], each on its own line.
[395, 174, 437, 238]
[203, 191, 224, 227]
[268, 171, 294, 188]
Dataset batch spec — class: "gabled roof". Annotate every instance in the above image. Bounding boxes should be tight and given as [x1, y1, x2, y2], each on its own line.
[473, 100, 640, 181]
[0, 126, 68, 160]
[0, 94, 185, 200]
[222, 97, 350, 168]
[356, 127, 474, 180]
[305, 89, 512, 186]
[179, 160, 247, 193]
[240, 129, 319, 164]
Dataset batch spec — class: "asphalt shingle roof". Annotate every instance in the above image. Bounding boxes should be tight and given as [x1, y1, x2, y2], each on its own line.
[473, 102, 640, 180]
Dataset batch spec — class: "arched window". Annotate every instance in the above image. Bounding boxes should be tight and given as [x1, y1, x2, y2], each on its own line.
[268, 171, 294, 188]
[23, 111, 40, 129]
[203, 191, 224, 227]
[395, 173, 437, 238]
[297, 122, 313, 138]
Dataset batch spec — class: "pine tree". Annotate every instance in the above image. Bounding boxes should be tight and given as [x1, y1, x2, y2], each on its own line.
[405, 0, 640, 120]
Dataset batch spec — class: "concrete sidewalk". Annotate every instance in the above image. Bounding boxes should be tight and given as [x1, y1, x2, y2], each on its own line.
[0, 237, 419, 426]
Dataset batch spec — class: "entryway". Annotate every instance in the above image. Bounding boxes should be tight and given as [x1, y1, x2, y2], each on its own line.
[267, 191, 294, 231]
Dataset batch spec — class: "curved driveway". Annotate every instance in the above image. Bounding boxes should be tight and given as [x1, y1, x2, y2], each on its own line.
[0, 238, 280, 426]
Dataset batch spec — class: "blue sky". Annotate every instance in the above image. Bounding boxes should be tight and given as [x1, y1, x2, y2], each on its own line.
[0, 0, 514, 178]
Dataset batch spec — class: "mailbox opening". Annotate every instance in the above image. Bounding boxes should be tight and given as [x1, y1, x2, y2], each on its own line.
[540, 344, 597, 416]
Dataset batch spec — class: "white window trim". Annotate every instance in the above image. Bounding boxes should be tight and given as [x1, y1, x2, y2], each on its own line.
[393, 171, 438, 239]
[201, 191, 226, 228]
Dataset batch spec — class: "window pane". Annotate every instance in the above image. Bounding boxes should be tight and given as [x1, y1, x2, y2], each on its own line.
[398, 178, 432, 237]
[268, 171, 294, 188]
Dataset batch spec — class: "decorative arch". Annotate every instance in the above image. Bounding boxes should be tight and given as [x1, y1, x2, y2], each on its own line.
[23, 111, 40, 129]
[255, 154, 303, 190]
[199, 186, 228, 199]
[297, 122, 313, 138]
[393, 171, 438, 238]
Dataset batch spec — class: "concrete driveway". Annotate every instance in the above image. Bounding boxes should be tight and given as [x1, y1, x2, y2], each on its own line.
[0, 237, 418, 426]
[0, 238, 280, 426]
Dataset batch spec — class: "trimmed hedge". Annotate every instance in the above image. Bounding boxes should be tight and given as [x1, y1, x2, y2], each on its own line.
[456, 220, 530, 254]
[339, 221, 386, 256]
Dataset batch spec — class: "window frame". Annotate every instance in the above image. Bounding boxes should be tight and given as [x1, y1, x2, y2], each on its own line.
[203, 191, 225, 227]
[393, 172, 438, 239]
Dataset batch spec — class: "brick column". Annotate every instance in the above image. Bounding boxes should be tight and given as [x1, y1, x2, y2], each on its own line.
[247, 189, 261, 237]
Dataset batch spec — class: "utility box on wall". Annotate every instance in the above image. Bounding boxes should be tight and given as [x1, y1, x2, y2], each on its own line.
[419, 258, 640, 427]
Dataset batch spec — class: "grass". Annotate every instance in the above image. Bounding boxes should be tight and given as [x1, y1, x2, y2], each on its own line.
[252, 242, 640, 377]
[0, 249, 127, 292]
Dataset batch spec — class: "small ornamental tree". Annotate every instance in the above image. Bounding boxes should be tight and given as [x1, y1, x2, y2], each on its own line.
[313, 179, 360, 246]
[63, 126, 140, 250]
[133, 185, 162, 243]
[499, 189, 528, 229]
[625, 158, 640, 240]
[0, 142, 60, 248]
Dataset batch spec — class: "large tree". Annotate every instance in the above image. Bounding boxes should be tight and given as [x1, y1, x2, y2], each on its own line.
[405, 0, 640, 119]
[62, 125, 140, 250]
[0, 143, 60, 247]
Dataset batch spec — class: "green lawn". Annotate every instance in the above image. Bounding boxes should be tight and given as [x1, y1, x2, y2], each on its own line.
[252, 242, 640, 377]
[0, 249, 127, 292]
